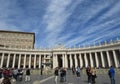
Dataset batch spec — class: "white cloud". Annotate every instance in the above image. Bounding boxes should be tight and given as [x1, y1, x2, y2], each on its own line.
[99, 1, 120, 21]
[0, 0, 119, 48]
[64, 18, 120, 47]
[85, 18, 120, 35]
[41, 0, 74, 47]
[43, 0, 71, 31]
[40, 0, 86, 48]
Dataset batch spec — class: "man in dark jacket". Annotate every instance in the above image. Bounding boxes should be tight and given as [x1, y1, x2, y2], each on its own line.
[54, 67, 59, 84]
[108, 66, 115, 84]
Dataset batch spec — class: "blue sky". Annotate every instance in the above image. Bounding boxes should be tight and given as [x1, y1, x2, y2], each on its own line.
[0, 0, 120, 48]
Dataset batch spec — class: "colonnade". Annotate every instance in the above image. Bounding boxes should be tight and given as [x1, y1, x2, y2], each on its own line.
[0, 53, 51, 69]
[52, 50, 120, 68]
[0, 44, 120, 69]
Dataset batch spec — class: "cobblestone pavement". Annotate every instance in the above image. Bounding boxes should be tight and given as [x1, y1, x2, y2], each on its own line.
[15, 70, 120, 84]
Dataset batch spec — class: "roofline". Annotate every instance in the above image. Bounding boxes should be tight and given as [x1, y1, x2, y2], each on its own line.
[0, 30, 35, 35]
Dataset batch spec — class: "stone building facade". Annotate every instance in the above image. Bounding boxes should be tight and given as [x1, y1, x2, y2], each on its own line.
[0, 30, 35, 49]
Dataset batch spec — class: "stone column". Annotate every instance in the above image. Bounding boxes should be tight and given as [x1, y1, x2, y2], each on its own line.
[52, 54, 55, 68]
[6, 53, 10, 68]
[79, 53, 83, 68]
[23, 54, 26, 68]
[12, 54, 16, 68]
[62, 54, 65, 67]
[106, 51, 111, 67]
[84, 53, 88, 67]
[53, 54, 58, 69]
[113, 50, 118, 68]
[55, 54, 58, 68]
[34, 54, 37, 68]
[95, 52, 99, 68]
[74, 54, 78, 67]
[89, 53, 93, 67]
[18, 54, 21, 68]
[64, 53, 68, 68]
[29, 54, 31, 68]
[100, 52, 105, 68]
[39, 54, 41, 68]
[70, 54, 73, 68]
[0, 53, 4, 68]
[43, 54, 46, 68]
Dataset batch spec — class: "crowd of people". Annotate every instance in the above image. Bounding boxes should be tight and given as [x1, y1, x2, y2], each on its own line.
[86, 66, 97, 84]
[0, 66, 115, 84]
[86, 65, 115, 84]
[0, 67, 31, 84]
[72, 66, 81, 77]
[54, 66, 116, 84]
[54, 66, 81, 84]
[54, 67, 67, 84]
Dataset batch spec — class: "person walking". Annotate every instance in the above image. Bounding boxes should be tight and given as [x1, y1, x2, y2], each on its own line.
[76, 66, 80, 77]
[63, 68, 67, 82]
[54, 67, 59, 84]
[60, 68, 64, 82]
[17, 69, 23, 81]
[108, 66, 115, 84]
[13, 68, 18, 81]
[25, 68, 31, 82]
[91, 68, 97, 84]
[72, 66, 76, 75]
[86, 66, 91, 83]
